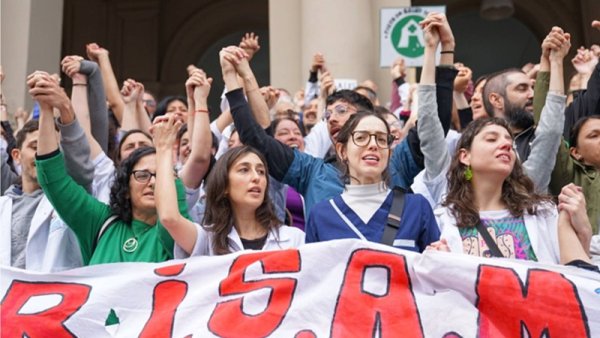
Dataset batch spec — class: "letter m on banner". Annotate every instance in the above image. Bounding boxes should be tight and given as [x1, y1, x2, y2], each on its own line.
[476, 265, 590, 337]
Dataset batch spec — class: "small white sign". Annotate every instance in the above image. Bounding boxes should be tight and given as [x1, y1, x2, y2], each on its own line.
[380, 6, 446, 68]
[334, 78, 358, 91]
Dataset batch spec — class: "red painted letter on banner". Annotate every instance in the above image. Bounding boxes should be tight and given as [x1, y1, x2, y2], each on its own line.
[477, 266, 589, 337]
[208, 249, 301, 337]
[331, 249, 423, 337]
[1, 281, 91, 337]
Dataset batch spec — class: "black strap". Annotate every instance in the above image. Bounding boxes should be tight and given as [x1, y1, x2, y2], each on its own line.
[381, 188, 405, 246]
[94, 215, 118, 250]
[475, 222, 504, 258]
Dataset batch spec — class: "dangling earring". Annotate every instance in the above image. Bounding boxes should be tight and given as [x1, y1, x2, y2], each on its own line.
[464, 165, 473, 181]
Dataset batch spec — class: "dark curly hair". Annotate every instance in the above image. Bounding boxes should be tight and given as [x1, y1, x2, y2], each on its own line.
[335, 111, 393, 186]
[109, 146, 156, 224]
[203, 146, 280, 255]
[442, 117, 551, 228]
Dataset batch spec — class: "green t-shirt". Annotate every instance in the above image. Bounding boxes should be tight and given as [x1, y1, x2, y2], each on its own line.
[36, 151, 189, 265]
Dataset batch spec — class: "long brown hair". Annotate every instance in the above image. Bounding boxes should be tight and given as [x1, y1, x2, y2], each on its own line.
[203, 146, 280, 255]
[442, 118, 551, 228]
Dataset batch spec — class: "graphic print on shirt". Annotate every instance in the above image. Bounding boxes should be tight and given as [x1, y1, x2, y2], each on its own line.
[458, 215, 537, 261]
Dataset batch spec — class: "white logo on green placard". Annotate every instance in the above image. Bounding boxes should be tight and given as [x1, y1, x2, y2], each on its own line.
[391, 15, 425, 58]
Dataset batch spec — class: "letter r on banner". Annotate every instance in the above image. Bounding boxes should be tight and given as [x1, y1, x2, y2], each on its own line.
[1, 281, 91, 337]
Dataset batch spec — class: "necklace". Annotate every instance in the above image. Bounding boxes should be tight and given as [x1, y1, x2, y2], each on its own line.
[122, 224, 153, 253]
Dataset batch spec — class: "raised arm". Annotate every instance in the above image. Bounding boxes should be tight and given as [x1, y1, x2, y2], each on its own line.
[77, 59, 109, 153]
[522, 27, 569, 192]
[86, 43, 125, 124]
[153, 114, 198, 254]
[234, 46, 271, 128]
[563, 48, 600, 138]
[404, 13, 457, 171]
[31, 70, 94, 189]
[220, 46, 295, 181]
[61, 56, 103, 160]
[120, 79, 146, 132]
[417, 12, 451, 181]
[179, 69, 212, 189]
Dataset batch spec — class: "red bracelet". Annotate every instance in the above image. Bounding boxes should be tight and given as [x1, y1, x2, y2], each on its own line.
[195, 109, 209, 114]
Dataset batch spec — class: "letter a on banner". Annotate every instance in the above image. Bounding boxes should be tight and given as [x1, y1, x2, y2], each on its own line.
[331, 249, 423, 337]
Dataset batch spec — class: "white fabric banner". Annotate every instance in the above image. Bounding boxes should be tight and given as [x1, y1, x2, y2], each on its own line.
[2, 239, 600, 337]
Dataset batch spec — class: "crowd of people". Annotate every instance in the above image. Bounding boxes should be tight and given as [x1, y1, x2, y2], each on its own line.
[1, 13, 599, 273]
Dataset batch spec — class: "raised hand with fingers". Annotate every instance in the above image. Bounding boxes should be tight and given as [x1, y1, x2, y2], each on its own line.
[572, 47, 598, 75]
[311, 53, 327, 73]
[419, 13, 442, 50]
[558, 183, 592, 250]
[320, 71, 335, 97]
[390, 57, 406, 80]
[27, 71, 70, 112]
[239, 32, 260, 61]
[260, 86, 280, 109]
[61, 55, 84, 78]
[548, 27, 571, 62]
[220, 46, 247, 77]
[153, 114, 183, 151]
[454, 66, 473, 93]
[85, 43, 109, 62]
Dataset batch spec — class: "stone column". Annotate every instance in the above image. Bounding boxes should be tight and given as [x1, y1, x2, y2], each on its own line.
[269, 0, 412, 107]
[1, 0, 64, 113]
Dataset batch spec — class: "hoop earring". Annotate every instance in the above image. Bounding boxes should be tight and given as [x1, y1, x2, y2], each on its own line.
[464, 165, 473, 181]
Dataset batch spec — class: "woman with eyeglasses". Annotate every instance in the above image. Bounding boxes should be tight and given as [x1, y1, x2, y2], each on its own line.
[36, 95, 190, 265]
[36, 140, 190, 264]
[305, 112, 440, 252]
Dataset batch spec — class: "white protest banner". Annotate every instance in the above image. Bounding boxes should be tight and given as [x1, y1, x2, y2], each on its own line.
[334, 79, 358, 91]
[380, 6, 446, 67]
[2, 239, 600, 337]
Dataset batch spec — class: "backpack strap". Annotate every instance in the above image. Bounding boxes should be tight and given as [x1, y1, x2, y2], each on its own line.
[94, 215, 119, 249]
[475, 222, 504, 258]
[381, 188, 406, 246]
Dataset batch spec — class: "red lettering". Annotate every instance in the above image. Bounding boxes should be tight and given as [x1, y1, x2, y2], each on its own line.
[139, 280, 188, 337]
[208, 250, 301, 337]
[139, 263, 188, 338]
[331, 249, 423, 337]
[1, 281, 91, 337]
[476, 266, 589, 337]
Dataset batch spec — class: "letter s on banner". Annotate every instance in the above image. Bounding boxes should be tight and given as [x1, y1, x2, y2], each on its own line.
[476, 266, 589, 338]
[1, 281, 91, 337]
[208, 249, 301, 337]
[331, 249, 423, 337]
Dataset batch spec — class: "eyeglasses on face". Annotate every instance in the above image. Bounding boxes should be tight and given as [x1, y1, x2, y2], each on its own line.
[131, 170, 156, 183]
[350, 131, 393, 149]
[325, 104, 355, 120]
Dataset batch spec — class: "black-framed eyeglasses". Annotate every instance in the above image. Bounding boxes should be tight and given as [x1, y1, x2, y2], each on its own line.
[325, 104, 355, 120]
[351, 131, 393, 149]
[131, 170, 156, 183]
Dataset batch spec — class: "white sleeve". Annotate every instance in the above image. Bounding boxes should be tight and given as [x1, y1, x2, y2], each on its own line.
[304, 120, 332, 158]
[92, 152, 115, 204]
[173, 222, 211, 258]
